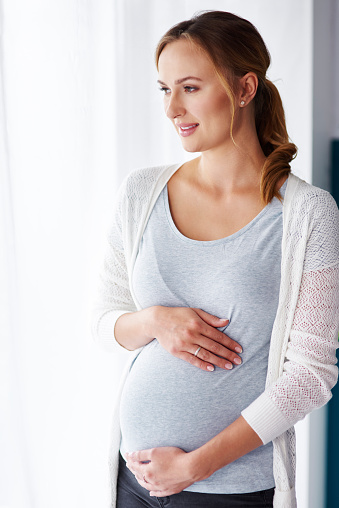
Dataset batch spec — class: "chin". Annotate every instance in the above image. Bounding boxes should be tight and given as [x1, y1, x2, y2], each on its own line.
[180, 141, 203, 153]
[183, 147, 200, 154]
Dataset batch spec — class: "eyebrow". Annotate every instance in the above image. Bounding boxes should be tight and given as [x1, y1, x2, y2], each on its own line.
[157, 76, 203, 86]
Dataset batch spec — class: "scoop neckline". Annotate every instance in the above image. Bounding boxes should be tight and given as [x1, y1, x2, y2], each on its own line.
[163, 178, 287, 246]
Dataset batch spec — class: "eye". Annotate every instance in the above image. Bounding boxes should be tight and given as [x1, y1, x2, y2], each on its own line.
[159, 86, 171, 95]
[184, 86, 198, 93]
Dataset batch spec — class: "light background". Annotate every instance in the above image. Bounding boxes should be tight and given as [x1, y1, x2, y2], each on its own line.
[0, 1, 337, 507]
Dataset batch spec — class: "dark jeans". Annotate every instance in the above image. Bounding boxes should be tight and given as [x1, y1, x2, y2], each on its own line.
[117, 453, 274, 508]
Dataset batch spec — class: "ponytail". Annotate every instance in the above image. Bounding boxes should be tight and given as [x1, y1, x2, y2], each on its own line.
[255, 78, 297, 203]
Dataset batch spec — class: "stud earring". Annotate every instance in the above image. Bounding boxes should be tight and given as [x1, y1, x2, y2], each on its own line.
[240, 100, 245, 106]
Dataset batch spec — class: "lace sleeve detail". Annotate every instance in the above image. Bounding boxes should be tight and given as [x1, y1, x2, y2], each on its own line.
[91, 165, 175, 352]
[266, 264, 339, 425]
[91, 179, 137, 351]
[241, 183, 338, 495]
[302, 190, 339, 272]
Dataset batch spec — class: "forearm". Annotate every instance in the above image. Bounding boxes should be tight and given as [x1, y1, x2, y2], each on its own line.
[114, 306, 158, 350]
[188, 416, 263, 482]
[127, 415, 264, 496]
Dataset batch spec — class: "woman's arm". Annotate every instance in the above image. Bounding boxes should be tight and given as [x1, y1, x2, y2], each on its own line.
[126, 262, 339, 497]
[92, 208, 243, 369]
[127, 192, 339, 495]
[126, 415, 262, 497]
[92, 174, 242, 369]
[242, 188, 339, 444]
[242, 263, 339, 444]
[115, 306, 243, 371]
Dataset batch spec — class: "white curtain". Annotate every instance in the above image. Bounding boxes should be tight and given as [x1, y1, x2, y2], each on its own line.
[0, 5, 31, 505]
[0, 1, 123, 507]
[0, 1, 319, 507]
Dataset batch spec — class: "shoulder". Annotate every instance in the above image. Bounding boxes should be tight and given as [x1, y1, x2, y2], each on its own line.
[114, 163, 181, 221]
[286, 174, 338, 219]
[286, 175, 338, 270]
[122, 164, 180, 197]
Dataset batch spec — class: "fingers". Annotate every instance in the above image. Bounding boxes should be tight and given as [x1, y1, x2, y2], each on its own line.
[201, 323, 242, 354]
[196, 345, 241, 370]
[217, 332, 242, 354]
[192, 309, 242, 354]
[150, 489, 176, 497]
[181, 349, 239, 372]
[127, 465, 154, 492]
[193, 308, 229, 327]
[127, 464, 183, 496]
[155, 306, 243, 372]
[126, 452, 154, 489]
[200, 337, 242, 365]
[126, 450, 151, 463]
[180, 351, 216, 371]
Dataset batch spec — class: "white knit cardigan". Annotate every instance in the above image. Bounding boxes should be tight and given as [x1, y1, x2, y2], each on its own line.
[92, 163, 339, 508]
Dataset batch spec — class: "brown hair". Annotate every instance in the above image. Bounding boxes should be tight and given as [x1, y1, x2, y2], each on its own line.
[155, 11, 297, 204]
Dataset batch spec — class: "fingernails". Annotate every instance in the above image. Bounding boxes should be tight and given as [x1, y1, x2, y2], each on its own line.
[225, 363, 233, 370]
[235, 346, 242, 353]
[234, 357, 242, 365]
[207, 365, 214, 371]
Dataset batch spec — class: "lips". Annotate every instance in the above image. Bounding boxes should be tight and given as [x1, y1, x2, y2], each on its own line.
[176, 123, 199, 137]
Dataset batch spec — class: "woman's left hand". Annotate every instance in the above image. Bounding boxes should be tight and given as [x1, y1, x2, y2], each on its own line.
[125, 446, 200, 497]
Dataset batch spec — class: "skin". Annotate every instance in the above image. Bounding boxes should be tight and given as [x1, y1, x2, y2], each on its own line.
[120, 38, 284, 495]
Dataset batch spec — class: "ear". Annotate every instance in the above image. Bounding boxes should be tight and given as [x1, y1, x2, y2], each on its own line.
[238, 72, 258, 107]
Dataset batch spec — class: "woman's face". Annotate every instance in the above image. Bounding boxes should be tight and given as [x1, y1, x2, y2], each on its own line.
[157, 39, 235, 154]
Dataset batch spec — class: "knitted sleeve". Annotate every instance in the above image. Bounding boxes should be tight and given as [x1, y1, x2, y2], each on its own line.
[242, 191, 339, 444]
[91, 177, 137, 352]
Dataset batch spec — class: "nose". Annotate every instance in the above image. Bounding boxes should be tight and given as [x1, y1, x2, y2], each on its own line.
[165, 92, 185, 119]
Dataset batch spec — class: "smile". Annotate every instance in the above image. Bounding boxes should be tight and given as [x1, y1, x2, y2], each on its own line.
[177, 123, 199, 137]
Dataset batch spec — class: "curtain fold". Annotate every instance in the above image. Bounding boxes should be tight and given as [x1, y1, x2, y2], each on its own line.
[0, 2, 33, 504]
[0, 1, 121, 507]
[0, 1, 327, 507]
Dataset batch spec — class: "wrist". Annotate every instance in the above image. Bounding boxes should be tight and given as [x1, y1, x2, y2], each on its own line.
[141, 306, 161, 340]
[187, 416, 263, 482]
[187, 446, 217, 483]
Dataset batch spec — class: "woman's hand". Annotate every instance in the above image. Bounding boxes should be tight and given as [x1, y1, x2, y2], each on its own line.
[148, 306, 242, 371]
[125, 447, 201, 497]
[125, 417, 263, 497]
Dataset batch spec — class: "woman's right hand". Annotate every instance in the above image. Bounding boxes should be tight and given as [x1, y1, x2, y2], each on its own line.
[148, 306, 242, 372]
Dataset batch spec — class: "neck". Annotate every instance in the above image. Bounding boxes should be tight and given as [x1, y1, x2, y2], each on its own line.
[181, 105, 267, 197]
[193, 137, 266, 197]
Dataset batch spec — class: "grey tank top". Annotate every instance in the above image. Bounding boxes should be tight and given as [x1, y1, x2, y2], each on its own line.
[119, 180, 287, 494]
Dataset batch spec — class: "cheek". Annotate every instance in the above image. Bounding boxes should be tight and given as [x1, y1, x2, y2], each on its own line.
[215, 100, 232, 131]
[216, 96, 232, 116]
[204, 103, 232, 134]
[201, 95, 231, 121]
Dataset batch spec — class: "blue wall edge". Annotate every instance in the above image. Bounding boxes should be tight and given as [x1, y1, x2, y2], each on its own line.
[325, 139, 339, 508]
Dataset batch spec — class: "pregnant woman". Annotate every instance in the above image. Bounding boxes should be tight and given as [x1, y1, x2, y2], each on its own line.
[92, 11, 339, 508]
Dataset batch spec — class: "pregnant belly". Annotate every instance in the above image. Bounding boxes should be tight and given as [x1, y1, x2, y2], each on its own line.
[119, 339, 268, 455]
